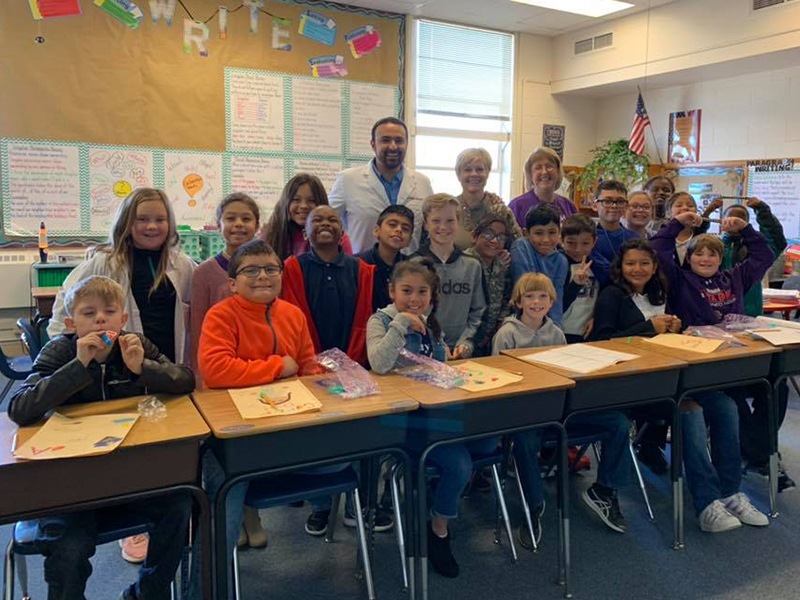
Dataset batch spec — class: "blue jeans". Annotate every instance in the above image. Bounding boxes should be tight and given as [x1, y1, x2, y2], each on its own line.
[425, 437, 500, 519]
[513, 410, 631, 510]
[34, 494, 191, 600]
[681, 391, 742, 515]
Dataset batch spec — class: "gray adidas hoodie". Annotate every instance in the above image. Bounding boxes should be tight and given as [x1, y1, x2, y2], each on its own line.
[491, 314, 566, 355]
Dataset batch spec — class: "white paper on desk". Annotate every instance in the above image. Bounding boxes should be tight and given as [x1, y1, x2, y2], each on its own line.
[756, 316, 800, 332]
[519, 344, 639, 374]
[763, 288, 800, 299]
[747, 327, 800, 346]
[14, 412, 139, 460]
[227, 381, 322, 419]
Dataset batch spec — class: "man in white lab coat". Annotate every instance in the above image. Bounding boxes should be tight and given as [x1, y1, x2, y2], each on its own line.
[329, 117, 433, 254]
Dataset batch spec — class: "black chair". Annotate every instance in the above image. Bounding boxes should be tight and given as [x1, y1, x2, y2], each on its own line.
[0, 345, 32, 408]
[16, 319, 42, 361]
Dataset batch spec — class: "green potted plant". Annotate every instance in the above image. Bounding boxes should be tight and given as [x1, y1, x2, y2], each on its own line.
[577, 139, 650, 194]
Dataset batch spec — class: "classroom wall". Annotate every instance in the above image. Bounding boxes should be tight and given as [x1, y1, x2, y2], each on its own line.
[595, 63, 800, 163]
[550, 0, 800, 94]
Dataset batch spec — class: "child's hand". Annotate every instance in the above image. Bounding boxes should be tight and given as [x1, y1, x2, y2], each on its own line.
[497, 249, 512, 270]
[400, 312, 427, 334]
[675, 212, 702, 228]
[650, 315, 673, 334]
[280, 355, 299, 378]
[451, 344, 471, 360]
[119, 334, 144, 375]
[76, 332, 107, 367]
[746, 197, 763, 209]
[572, 258, 593, 286]
[721, 216, 748, 234]
[667, 315, 682, 333]
[704, 197, 724, 214]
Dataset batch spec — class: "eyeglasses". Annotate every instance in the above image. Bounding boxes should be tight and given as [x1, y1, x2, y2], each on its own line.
[479, 231, 508, 243]
[597, 199, 628, 208]
[628, 203, 652, 211]
[235, 265, 283, 278]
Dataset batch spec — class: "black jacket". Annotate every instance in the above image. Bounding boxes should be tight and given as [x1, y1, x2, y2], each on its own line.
[590, 284, 659, 341]
[9, 331, 195, 426]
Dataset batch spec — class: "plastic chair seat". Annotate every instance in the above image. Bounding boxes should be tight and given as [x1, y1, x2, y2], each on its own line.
[12, 514, 154, 555]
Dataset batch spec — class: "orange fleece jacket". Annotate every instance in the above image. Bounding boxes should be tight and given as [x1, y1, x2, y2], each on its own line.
[198, 294, 318, 388]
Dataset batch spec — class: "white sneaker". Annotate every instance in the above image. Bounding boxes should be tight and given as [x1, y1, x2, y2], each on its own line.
[722, 492, 769, 527]
[698, 500, 741, 533]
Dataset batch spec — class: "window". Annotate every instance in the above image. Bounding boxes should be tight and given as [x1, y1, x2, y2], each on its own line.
[414, 20, 514, 200]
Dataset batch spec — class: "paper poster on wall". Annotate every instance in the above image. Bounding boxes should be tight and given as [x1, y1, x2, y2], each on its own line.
[668, 110, 701, 164]
[89, 147, 154, 233]
[308, 55, 348, 78]
[345, 25, 381, 58]
[3, 140, 81, 235]
[747, 167, 800, 239]
[292, 78, 342, 154]
[165, 152, 223, 228]
[230, 154, 285, 220]
[349, 82, 397, 155]
[298, 9, 336, 45]
[227, 70, 285, 152]
[29, 0, 82, 19]
[292, 158, 342, 193]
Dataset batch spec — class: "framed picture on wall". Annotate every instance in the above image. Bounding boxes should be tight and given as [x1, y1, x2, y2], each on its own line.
[668, 110, 701, 164]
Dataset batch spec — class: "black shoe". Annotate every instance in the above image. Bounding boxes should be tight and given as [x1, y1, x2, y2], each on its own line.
[471, 468, 493, 493]
[118, 585, 138, 600]
[427, 525, 459, 578]
[343, 507, 394, 532]
[636, 442, 668, 475]
[779, 468, 796, 493]
[517, 502, 544, 551]
[582, 484, 626, 533]
[304, 510, 330, 536]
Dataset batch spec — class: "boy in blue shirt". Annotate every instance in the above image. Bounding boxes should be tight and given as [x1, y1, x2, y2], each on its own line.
[510, 204, 568, 326]
[593, 180, 639, 265]
[9, 275, 195, 600]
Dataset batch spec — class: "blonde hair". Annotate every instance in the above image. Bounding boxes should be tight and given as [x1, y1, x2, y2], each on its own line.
[421, 193, 461, 221]
[96, 187, 179, 293]
[63, 276, 125, 317]
[510, 273, 557, 308]
[627, 191, 652, 205]
[455, 148, 492, 175]
[523, 147, 563, 191]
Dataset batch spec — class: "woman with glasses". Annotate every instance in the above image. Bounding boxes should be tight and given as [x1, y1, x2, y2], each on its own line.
[509, 147, 577, 229]
[452, 147, 521, 250]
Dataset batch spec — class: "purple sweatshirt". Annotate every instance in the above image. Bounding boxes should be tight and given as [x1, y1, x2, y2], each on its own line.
[650, 219, 775, 327]
[508, 190, 577, 230]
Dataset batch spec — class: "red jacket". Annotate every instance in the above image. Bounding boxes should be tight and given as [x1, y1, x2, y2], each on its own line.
[281, 255, 374, 366]
[198, 294, 318, 388]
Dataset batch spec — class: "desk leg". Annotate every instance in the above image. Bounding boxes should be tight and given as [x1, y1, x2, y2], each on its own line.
[188, 486, 213, 600]
[214, 479, 234, 600]
[557, 426, 571, 598]
[417, 448, 430, 600]
[672, 402, 684, 550]
[769, 378, 781, 518]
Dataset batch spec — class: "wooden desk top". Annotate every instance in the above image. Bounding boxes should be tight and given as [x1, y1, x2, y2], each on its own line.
[376, 354, 575, 407]
[31, 286, 61, 298]
[192, 376, 419, 439]
[0, 395, 209, 469]
[622, 335, 781, 365]
[502, 339, 687, 382]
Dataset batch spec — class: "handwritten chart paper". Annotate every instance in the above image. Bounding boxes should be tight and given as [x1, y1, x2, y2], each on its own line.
[3, 141, 81, 235]
[14, 412, 139, 460]
[228, 381, 322, 419]
[644, 334, 723, 354]
[349, 83, 397, 155]
[292, 78, 342, 154]
[230, 155, 285, 220]
[228, 71, 285, 152]
[292, 159, 342, 193]
[747, 170, 800, 239]
[89, 148, 154, 233]
[520, 344, 639, 374]
[456, 361, 522, 392]
[165, 152, 223, 228]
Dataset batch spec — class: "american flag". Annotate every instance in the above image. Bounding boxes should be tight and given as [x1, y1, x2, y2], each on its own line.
[628, 93, 651, 155]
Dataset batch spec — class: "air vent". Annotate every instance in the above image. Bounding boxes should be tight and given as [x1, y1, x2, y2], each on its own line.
[753, 0, 795, 9]
[574, 32, 613, 55]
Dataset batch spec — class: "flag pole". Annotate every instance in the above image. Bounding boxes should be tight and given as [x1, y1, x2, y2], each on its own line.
[637, 85, 664, 165]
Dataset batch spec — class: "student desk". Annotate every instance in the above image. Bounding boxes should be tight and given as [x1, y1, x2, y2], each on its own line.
[502, 341, 686, 552]
[31, 286, 60, 321]
[377, 355, 574, 600]
[192, 379, 419, 600]
[622, 336, 781, 541]
[0, 395, 212, 598]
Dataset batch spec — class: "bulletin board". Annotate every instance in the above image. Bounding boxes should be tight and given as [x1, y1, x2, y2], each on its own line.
[0, 0, 404, 242]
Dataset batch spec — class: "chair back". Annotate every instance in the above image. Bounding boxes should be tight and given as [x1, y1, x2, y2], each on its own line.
[16, 319, 42, 360]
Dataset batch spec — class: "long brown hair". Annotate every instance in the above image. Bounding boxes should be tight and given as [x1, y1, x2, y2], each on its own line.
[391, 259, 443, 342]
[94, 187, 179, 293]
[262, 173, 328, 260]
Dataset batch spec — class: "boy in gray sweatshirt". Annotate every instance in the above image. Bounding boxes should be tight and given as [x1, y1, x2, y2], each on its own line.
[412, 193, 486, 359]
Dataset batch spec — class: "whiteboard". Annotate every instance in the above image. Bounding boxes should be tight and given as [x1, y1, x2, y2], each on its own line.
[746, 168, 800, 239]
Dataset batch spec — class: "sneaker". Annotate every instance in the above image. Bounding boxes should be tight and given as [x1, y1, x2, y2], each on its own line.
[698, 500, 742, 533]
[722, 492, 769, 527]
[304, 510, 330, 536]
[237, 525, 248, 548]
[119, 534, 148, 564]
[636, 442, 669, 475]
[471, 468, 493, 493]
[779, 470, 796, 493]
[581, 484, 626, 533]
[427, 524, 459, 578]
[343, 507, 394, 532]
[517, 502, 545, 551]
[118, 584, 138, 600]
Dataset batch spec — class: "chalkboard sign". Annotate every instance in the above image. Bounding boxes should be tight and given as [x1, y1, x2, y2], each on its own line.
[746, 166, 800, 239]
